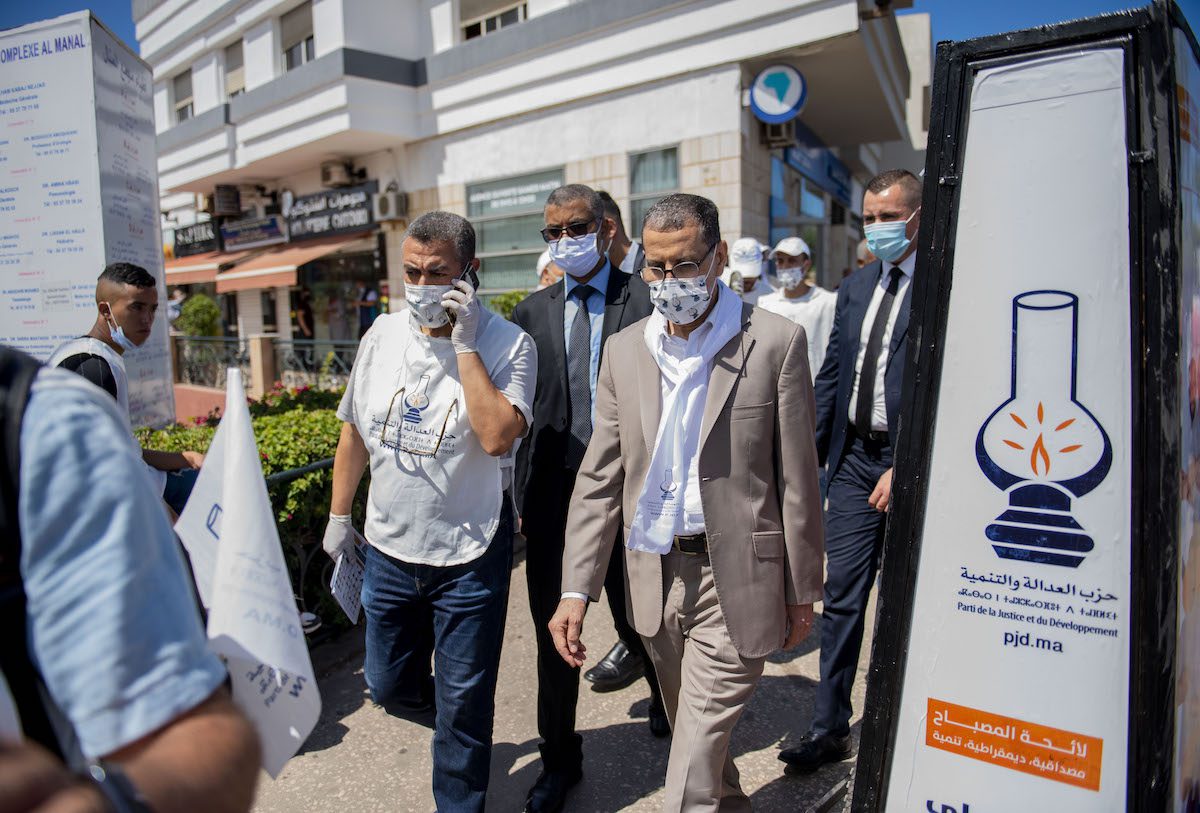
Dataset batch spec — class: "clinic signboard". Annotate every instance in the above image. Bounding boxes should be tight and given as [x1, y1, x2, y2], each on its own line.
[852, 3, 1196, 811]
[0, 11, 174, 427]
[287, 181, 377, 241]
[219, 213, 287, 251]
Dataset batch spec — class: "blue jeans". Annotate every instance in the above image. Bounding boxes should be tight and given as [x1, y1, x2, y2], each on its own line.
[163, 468, 199, 515]
[361, 503, 513, 813]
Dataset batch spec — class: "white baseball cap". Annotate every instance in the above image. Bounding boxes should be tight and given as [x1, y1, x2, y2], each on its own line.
[536, 249, 552, 276]
[770, 236, 812, 259]
[728, 237, 764, 278]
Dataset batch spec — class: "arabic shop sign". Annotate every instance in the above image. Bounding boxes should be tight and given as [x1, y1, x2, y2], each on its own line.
[287, 181, 378, 241]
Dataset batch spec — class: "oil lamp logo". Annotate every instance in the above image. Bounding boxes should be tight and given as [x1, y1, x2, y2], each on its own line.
[975, 291, 1112, 568]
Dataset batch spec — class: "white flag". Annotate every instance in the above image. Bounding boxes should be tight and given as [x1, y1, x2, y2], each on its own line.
[175, 369, 321, 777]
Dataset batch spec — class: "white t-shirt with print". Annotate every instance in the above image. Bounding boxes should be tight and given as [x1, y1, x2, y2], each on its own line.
[758, 286, 837, 381]
[338, 308, 536, 566]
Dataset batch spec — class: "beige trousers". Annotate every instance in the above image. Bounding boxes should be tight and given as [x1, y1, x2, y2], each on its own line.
[644, 549, 767, 813]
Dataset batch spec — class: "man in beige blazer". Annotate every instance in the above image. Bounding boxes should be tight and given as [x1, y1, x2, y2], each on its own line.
[549, 193, 824, 811]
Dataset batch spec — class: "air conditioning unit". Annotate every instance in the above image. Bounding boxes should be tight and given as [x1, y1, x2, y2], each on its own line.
[373, 190, 408, 222]
[761, 120, 795, 149]
[320, 161, 353, 188]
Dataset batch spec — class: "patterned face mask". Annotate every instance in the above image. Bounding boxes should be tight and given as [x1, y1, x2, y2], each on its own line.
[647, 253, 718, 325]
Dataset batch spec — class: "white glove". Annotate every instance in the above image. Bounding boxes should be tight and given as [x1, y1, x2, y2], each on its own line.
[442, 279, 481, 355]
[323, 513, 359, 560]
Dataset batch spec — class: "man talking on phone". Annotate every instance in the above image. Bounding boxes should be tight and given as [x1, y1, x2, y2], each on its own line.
[323, 211, 536, 812]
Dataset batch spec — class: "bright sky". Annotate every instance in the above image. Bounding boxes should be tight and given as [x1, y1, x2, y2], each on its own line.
[2, 1, 1199, 56]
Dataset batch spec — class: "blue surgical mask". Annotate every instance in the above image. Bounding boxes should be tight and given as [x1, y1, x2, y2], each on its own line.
[548, 226, 610, 279]
[102, 305, 138, 352]
[864, 207, 920, 263]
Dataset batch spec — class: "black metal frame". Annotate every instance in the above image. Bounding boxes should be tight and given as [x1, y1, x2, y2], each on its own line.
[850, 3, 1188, 810]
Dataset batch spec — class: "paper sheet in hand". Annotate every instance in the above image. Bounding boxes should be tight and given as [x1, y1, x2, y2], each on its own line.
[331, 548, 364, 624]
[174, 369, 321, 777]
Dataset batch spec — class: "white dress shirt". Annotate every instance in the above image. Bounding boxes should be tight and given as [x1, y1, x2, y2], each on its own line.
[847, 251, 915, 432]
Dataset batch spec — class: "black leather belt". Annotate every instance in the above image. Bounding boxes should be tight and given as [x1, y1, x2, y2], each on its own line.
[852, 425, 890, 445]
[672, 532, 708, 555]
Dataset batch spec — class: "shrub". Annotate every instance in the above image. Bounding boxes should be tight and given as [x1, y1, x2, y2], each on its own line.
[175, 293, 222, 337]
[487, 289, 529, 321]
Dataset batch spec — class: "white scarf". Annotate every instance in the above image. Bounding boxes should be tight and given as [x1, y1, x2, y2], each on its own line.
[628, 281, 743, 554]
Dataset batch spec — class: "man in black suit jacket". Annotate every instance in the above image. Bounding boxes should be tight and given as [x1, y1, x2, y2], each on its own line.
[780, 169, 922, 772]
[512, 184, 662, 813]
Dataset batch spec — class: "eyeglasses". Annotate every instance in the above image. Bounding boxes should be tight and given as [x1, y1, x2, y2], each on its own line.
[378, 386, 459, 458]
[540, 220, 597, 242]
[642, 243, 717, 283]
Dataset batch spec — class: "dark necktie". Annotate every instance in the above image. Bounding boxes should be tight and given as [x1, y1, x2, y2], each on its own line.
[854, 267, 903, 432]
[566, 284, 597, 469]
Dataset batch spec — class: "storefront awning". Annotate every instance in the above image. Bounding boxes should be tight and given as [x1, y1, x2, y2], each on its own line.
[165, 249, 255, 285]
[214, 233, 371, 293]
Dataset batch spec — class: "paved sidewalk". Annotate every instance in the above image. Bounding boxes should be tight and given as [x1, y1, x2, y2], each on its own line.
[252, 546, 871, 812]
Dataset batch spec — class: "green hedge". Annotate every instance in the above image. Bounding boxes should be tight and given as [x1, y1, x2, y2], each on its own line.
[138, 384, 363, 633]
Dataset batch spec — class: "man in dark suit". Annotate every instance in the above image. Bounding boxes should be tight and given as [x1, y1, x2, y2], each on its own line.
[780, 169, 922, 772]
[512, 184, 664, 813]
[597, 190, 644, 275]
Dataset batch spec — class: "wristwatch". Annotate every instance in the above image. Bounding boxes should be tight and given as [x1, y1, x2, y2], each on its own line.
[84, 761, 153, 813]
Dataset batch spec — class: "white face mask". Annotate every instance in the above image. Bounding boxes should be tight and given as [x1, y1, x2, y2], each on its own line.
[548, 228, 608, 279]
[776, 266, 806, 290]
[647, 252, 719, 325]
[405, 283, 452, 328]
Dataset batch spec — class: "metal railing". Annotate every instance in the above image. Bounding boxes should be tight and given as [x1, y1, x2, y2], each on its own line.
[175, 336, 251, 389]
[275, 339, 360, 391]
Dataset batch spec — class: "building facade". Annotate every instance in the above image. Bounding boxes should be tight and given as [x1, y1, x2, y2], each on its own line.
[137, 0, 930, 340]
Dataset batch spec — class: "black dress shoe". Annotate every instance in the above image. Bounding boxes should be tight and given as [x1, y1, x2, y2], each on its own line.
[778, 732, 853, 772]
[524, 769, 582, 813]
[648, 699, 670, 738]
[583, 640, 645, 691]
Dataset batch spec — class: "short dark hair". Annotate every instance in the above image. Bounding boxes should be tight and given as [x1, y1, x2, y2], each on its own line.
[866, 169, 922, 209]
[641, 193, 720, 247]
[406, 211, 476, 264]
[98, 262, 155, 289]
[596, 190, 624, 230]
[545, 184, 604, 221]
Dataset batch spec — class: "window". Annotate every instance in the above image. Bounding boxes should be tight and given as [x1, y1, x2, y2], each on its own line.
[467, 167, 563, 292]
[281, 2, 315, 72]
[172, 70, 193, 123]
[629, 147, 679, 239]
[224, 41, 244, 98]
[461, 2, 526, 41]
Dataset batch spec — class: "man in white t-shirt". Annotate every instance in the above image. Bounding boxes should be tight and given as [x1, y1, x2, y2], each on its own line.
[758, 236, 837, 381]
[48, 262, 204, 515]
[322, 211, 536, 813]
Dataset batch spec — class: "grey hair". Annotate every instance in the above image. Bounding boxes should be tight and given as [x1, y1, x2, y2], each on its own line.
[406, 211, 476, 263]
[641, 193, 720, 246]
[545, 184, 604, 221]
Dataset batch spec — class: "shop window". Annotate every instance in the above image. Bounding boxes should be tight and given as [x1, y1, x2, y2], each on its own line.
[629, 146, 679, 239]
[467, 167, 563, 292]
[282, 2, 315, 72]
[261, 289, 278, 333]
[225, 41, 244, 98]
[461, 2, 526, 41]
[173, 70, 193, 123]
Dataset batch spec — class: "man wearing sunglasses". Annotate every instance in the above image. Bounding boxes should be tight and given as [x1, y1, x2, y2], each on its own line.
[549, 193, 824, 812]
[323, 211, 536, 813]
[512, 184, 662, 813]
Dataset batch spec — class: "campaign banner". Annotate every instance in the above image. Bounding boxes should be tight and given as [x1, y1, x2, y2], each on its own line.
[880, 49, 1132, 810]
[0, 12, 173, 427]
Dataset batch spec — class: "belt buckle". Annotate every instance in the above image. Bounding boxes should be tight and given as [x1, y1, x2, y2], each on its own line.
[673, 533, 705, 555]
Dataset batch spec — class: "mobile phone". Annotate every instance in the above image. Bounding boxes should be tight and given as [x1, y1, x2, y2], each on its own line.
[447, 264, 480, 325]
[459, 264, 480, 290]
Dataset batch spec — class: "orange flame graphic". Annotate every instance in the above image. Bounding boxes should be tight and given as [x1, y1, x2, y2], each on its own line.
[1031, 434, 1051, 476]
